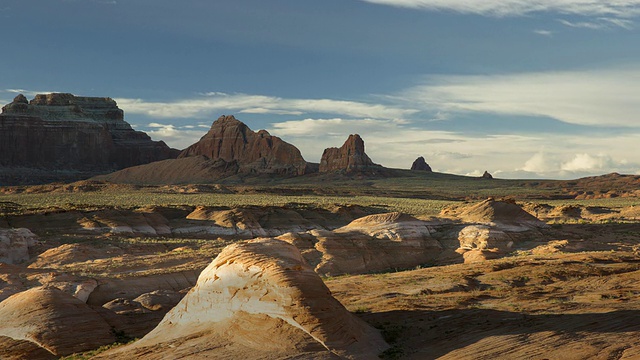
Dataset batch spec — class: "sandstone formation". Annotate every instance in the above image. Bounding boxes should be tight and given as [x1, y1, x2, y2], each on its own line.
[0, 93, 179, 185]
[97, 115, 314, 184]
[319, 134, 380, 173]
[103, 238, 388, 359]
[0, 228, 38, 264]
[482, 170, 493, 179]
[180, 115, 310, 175]
[0, 287, 116, 357]
[441, 198, 547, 230]
[280, 212, 446, 276]
[411, 156, 432, 171]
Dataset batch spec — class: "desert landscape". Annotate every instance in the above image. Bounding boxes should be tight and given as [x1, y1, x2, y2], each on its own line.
[0, 93, 639, 359]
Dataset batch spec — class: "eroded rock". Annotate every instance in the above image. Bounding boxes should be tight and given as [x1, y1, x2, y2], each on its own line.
[0, 228, 38, 264]
[319, 134, 380, 173]
[0, 93, 179, 185]
[0, 287, 116, 357]
[179, 115, 310, 176]
[411, 156, 432, 171]
[102, 238, 388, 359]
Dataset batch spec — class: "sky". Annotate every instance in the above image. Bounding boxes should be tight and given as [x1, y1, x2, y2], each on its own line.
[2, 0, 640, 179]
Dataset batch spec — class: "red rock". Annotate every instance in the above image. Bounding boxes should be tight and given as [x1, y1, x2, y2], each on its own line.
[411, 156, 432, 171]
[319, 134, 378, 173]
[179, 115, 309, 176]
[0, 93, 179, 185]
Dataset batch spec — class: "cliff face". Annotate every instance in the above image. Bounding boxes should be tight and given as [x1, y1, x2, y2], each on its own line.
[0, 93, 179, 184]
[319, 134, 378, 173]
[179, 115, 309, 176]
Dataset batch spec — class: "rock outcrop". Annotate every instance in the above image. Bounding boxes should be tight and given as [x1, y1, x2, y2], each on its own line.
[279, 212, 446, 276]
[482, 171, 493, 179]
[97, 115, 313, 184]
[0, 93, 179, 185]
[441, 198, 547, 230]
[0, 287, 116, 357]
[179, 115, 310, 176]
[0, 228, 38, 264]
[411, 156, 432, 171]
[319, 134, 380, 173]
[102, 238, 388, 359]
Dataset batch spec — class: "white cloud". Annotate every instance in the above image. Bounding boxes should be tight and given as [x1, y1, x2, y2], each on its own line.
[520, 152, 559, 174]
[558, 19, 605, 29]
[115, 92, 416, 120]
[558, 17, 634, 30]
[533, 29, 554, 36]
[139, 123, 204, 150]
[561, 153, 615, 172]
[401, 66, 640, 127]
[4, 89, 56, 97]
[359, 0, 640, 18]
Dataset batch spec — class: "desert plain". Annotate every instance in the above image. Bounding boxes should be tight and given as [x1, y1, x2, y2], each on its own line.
[1, 171, 639, 359]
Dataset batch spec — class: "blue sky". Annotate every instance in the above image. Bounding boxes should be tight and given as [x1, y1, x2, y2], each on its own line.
[2, 0, 640, 179]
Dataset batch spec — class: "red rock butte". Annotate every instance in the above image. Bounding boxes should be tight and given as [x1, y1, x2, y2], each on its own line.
[179, 115, 310, 176]
[319, 134, 379, 173]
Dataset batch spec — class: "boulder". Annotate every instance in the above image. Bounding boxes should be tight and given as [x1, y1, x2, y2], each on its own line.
[411, 156, 432, 171]
[0, 287, 116, 357]
[101, 238, 388, 359]
[0, 93, 179, 185]
[457, 225, 513, 251]
[0, 228, 38, 264]
[319, 134, 379, 173]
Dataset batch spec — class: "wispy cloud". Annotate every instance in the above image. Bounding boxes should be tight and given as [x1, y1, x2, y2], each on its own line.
[115, 92, 417, 120]
[4, 89, 56, 97]
[533, 29, 554, 36]
[400, 66, 640, 127]
[359, 0, 640, 18]
[557, 17, 633, 30]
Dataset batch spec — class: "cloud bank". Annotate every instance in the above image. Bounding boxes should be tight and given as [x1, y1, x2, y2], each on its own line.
[401, 66, 640, 127]
[116, 92, 416, 120]
[359, 0, 640, 18]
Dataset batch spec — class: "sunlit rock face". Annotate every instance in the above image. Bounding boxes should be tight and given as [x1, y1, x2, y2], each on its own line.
[102, 238, 388, 359]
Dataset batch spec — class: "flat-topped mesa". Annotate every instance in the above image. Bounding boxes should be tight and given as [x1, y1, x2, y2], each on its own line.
[179, 115, 309, 176]
[3, 93, 124, 123]
[0, 93, 179, 184]
[319, 134, 379, 173]
[411, 156, 432, 171]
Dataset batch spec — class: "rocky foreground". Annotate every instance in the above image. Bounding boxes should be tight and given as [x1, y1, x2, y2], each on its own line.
[0, 195, 639, 358]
